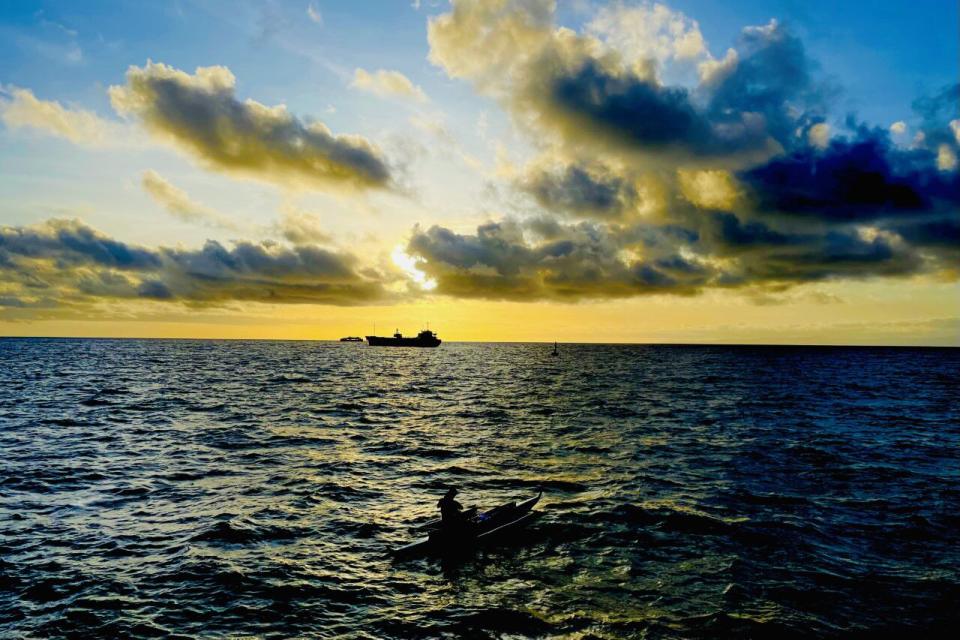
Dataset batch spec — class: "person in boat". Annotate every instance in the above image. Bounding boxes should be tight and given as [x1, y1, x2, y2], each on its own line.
[437, 487, 466, 531]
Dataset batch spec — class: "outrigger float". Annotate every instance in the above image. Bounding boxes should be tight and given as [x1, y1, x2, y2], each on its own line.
[391, 491, 542, 559]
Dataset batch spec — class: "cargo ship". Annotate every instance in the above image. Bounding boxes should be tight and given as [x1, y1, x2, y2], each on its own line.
[366, 329, 441, 347]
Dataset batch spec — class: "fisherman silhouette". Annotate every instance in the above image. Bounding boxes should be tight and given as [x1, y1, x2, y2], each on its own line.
[437, 487, 465, 531]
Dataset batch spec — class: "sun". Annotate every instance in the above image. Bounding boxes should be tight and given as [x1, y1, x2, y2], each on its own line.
[391, 245, 437, 291]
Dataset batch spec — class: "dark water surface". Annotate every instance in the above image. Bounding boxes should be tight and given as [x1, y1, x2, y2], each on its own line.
[1, 339, 958, 638]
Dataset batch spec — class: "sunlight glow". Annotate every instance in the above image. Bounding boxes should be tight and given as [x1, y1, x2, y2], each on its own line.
[392, 245, 437, 291]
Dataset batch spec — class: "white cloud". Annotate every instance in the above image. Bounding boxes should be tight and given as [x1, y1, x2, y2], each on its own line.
[141, 170, 240, 230]
[307, 2, 323, 25]
[351, 68, 428, 103]
[0, 86, 124, 146]
[936, 144, 957, 172]
[275, 203, 331, 244]
[808, 123, 830, 149]
[587, 2, 711, 73]
[889, 120, 907, 135]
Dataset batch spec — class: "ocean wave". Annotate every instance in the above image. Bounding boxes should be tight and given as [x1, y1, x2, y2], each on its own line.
[2, 339, 957, 638]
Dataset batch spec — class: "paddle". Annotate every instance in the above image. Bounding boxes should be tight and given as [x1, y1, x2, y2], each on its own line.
[411, 506, 478, 531]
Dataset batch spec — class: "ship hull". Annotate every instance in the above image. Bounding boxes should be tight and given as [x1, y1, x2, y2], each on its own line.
[366, 336, 441, 347]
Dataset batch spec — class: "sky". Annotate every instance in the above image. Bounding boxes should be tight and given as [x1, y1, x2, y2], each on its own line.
[0, 0, 957, 345]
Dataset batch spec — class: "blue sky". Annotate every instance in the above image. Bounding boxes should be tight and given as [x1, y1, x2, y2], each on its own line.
[1, 0, 954, 122]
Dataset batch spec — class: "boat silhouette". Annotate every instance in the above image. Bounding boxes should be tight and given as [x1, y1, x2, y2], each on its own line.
[392, 491, 542, 558]
[366, 329, 441, 348]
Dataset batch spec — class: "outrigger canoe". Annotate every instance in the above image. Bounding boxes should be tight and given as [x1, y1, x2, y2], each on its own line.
[391, 491, 542, 558]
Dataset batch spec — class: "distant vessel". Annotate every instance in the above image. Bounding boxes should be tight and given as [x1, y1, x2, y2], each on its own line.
[366, 329, 441, 348]
[339, 336, 363, 342]
[551, 342, 559, 357]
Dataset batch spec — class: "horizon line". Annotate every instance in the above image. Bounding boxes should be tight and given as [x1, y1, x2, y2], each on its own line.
[0, 335, 956, 349]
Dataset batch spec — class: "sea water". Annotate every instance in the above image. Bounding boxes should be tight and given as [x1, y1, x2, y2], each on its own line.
[1, 339, 958, 637]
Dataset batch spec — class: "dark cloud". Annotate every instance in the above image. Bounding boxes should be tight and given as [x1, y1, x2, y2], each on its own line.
[886, 215, 960, 270]
[541, 20, 833, 159]
[431, 3, 830, 162]
[547, 17, 826, 157]
[520, 163, 638, 219]
[740, 133, 959, 221]
[710, 212, 801, 248]
[422, 1, 959, 301]
[137, 279, 174, 300]
[700, 211, 927, 285]
[735, 232, 923, 284]
[407, 220, 715, 300]
[163, 240, 357, 282]
[407, 222, 532, 276]
[549, 61, 721, 153]
[912, 83, 959, 128]
[0, 218, 161, 270]
[0, 219, 389, 313]
[704, 21, 824, 148]
[405, 204, 952, 301]
[109, 62, 392, 191]
[890, 218, 960, 249]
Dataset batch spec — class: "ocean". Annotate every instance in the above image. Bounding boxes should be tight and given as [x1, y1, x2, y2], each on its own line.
[1, 338, 958, 638]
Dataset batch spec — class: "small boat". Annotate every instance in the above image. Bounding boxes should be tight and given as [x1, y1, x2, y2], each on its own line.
[391, 491, 542, 558]
[339, 336, 363, 342]
[551, 341, 559, 357]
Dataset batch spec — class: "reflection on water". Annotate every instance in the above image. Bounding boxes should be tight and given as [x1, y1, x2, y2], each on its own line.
[1, 339, 958, 638]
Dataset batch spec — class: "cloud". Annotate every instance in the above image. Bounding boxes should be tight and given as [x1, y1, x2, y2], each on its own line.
[307, 2, 323, 25]
[911, 83, 960, 155]
[677, 169, 741, 210]
[109, 61, 392, 192]
[141, 170, 240, 230]
[701, 20, 825, 150]
[585, 2, 710, 69]
[405, 219, 710, 300]
[0, 218, 162, 271]
[405, 127, 957, 302]
[7, 18, 84, 67]
[404, 209, 943, 301]
[937, 144, 957, 171]
[519, 161, 640, 220]
[416, 2, 960, 303]
[890, 217, 960, 248]
[0, 86, 120, 146]
[0, 218, 390, 313]
[10, 3, 951, 312]
[351, 68, 428, 103]
[274, 204, 332, 244]
[428, 2, 826, 164]
[808, 122, 830, 149]
[549, 62, 734, 154]
[739, 132, 959, 221]
[704, 214, 925, 283]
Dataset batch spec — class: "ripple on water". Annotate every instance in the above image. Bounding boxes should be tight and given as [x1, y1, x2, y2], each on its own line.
[1, 339, 958, 638]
